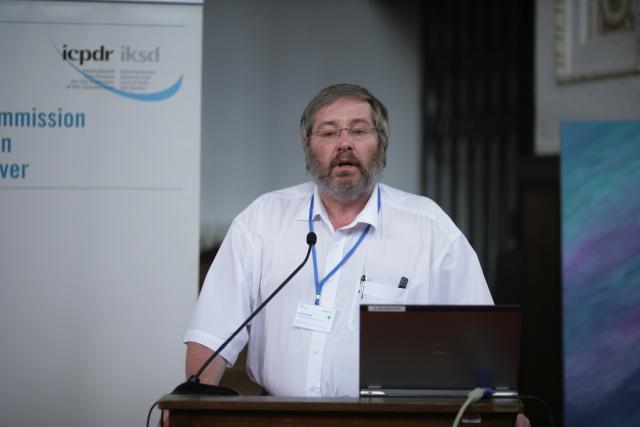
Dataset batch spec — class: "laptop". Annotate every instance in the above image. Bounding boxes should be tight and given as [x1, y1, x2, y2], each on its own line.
[359, 305, 521, 397]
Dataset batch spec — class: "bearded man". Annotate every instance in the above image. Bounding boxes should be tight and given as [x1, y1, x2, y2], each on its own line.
[184, 83, 493, 396]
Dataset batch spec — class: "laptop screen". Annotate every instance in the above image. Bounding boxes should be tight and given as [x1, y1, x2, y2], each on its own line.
[359, 305, 521, 397]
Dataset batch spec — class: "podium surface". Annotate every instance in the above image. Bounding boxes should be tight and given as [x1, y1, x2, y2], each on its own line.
[158, 394, 522, 427]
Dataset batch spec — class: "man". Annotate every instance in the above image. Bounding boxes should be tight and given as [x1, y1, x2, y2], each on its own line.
[184, 83, 493, 396]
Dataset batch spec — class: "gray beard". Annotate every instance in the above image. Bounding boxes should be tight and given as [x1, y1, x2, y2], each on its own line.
[304, 144, 385, 203]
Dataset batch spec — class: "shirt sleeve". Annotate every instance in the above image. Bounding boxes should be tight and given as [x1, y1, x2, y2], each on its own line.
[183, 217, 259, 367]
[428, 233, 494, 305]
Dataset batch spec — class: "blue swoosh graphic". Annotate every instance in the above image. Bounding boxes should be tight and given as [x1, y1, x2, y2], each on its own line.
[52, 42, 182, 101]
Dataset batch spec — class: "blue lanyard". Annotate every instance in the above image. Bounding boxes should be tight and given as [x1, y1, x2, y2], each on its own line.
[308, 187, 381, 305]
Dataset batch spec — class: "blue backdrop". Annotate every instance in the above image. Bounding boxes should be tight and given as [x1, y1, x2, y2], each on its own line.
[562, 121, 640, 427]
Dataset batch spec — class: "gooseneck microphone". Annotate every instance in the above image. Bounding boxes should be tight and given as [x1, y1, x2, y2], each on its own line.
[172, 232, 318, 395]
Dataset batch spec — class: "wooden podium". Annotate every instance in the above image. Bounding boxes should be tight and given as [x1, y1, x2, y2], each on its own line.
[158, 394, 522, 427]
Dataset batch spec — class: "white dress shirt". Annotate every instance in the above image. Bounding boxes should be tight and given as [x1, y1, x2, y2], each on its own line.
[184, 182, 493, 397]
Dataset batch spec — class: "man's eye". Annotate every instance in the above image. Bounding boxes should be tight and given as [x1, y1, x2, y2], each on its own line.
[351, 128, 367, 136]
[321, 130, 338, 138]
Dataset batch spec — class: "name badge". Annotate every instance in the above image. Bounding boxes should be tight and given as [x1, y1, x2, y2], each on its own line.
[293, 302, 336, 334]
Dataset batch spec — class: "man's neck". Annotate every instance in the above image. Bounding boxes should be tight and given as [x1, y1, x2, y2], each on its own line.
[319, 189, 373, 230]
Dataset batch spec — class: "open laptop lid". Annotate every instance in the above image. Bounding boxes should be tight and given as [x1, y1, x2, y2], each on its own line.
[359, 305, 521, 397]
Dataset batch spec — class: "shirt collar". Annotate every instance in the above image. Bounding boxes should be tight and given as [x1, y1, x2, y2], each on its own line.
[296, 183, 381, 232]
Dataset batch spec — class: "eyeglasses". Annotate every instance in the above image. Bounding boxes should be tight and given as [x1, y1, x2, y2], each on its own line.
[310, 127, 378, 144]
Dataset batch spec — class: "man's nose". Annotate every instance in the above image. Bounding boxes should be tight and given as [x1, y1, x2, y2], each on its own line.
[336, 129, 354, 149]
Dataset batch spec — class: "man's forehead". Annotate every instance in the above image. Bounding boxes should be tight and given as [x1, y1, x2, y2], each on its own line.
[314, 97, 373, 124]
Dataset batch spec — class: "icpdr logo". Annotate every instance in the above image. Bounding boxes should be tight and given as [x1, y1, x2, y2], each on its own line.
[53, 42, 181, 102]
[61, 44, 161, 65]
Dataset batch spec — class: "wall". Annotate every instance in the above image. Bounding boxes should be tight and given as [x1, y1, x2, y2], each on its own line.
[199, 0, 422, 244]
[535, 0, 640, 154]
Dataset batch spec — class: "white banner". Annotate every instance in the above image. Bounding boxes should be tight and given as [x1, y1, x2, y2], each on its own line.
[0, 1, 201, 426]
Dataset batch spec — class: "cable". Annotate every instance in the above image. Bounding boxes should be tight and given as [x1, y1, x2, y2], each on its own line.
[452, 387, 486, 427]
[146, 401, 159, 427]
[519, 394, 555, 427]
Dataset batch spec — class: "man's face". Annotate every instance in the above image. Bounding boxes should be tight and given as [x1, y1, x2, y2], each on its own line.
[305, 97, 385, 202]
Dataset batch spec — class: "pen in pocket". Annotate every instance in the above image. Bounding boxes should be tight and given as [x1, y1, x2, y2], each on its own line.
[398, 276, 408, 289]
[359, 275, 368, 298]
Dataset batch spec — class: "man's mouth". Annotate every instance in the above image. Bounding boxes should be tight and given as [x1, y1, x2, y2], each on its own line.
[336, 161, 356, 167]
[331, 156, 361, 170]
[332, 160, 360, 175]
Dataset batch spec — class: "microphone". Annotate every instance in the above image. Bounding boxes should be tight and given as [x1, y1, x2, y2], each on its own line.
[172, 231, 318, 395]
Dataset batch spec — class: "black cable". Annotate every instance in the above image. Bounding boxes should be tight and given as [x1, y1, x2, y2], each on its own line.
[519, 395, 555, 427]
[146, 401, 159, 427]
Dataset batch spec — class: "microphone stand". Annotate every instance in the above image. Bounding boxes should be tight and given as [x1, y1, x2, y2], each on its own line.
[172, 232, 317, 395]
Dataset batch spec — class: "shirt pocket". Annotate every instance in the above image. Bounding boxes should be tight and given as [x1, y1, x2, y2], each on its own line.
[361, 280, 407, 305]
[348, 280, 407, 331]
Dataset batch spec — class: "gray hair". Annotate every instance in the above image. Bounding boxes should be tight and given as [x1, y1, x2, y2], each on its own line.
[299, 83, 389, 152]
